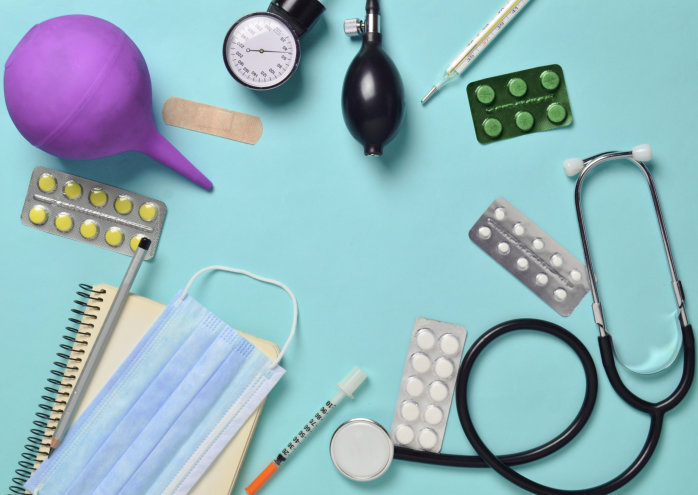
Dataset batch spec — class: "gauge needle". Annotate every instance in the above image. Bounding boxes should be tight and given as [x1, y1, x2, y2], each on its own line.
[246, 48, 287, 54]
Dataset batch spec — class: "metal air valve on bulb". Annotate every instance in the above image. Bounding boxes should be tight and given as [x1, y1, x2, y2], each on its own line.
[341, 0, 404, 156]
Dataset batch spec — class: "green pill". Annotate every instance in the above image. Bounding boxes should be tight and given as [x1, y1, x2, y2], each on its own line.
[546, 103, 567, 124]
[467, 64, 572, 143]
[540, 70, 560, 91]
[507, 77, 527, 97]
[515, 111, 535, 131]
[483, 118, 503, 138]
[475, 84, 496, 105]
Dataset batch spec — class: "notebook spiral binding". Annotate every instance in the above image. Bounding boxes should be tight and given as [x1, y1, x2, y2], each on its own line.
[8, 284, 105, 495]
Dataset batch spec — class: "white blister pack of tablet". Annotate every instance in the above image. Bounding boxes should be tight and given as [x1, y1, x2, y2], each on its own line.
[469, 198, 590, 316]
[390, 318, 467, 452]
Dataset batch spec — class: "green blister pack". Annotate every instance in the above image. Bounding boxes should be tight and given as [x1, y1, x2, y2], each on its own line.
[467, 64, 573, 143]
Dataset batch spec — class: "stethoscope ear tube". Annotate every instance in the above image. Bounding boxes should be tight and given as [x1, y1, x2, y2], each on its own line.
[599, 324, 695, 414]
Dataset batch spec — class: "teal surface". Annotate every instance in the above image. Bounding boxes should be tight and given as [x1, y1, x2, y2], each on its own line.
[1, 1, 697, 494]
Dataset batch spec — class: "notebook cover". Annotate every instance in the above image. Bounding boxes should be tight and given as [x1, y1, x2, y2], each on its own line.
[72, 284, 279, 494]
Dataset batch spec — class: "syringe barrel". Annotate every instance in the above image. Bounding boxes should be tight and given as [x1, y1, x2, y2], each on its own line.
[278, 399, 336, 461]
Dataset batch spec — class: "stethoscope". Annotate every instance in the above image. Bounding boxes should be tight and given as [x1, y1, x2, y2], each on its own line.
[390, 145, 694, 494]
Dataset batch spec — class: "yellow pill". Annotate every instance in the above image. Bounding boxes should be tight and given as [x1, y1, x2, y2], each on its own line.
[130, 234, 145, 252]
[80, 220, 99, 240]
[89, 188, 108, 207]
[28, 205, 48, 225]
[37, 173, 57, 193]
[54, 212, 74, 232]
[63, 180, 82, 200]
[114, 195, 133, 215]
[138, 202, 158, 221]
[105, 227, 124, 247]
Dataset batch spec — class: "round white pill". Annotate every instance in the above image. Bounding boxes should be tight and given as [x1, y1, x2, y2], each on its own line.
[424, 405, 444, 425]
[516, 257, 529, 270]
[418, 428, 439, 450]
[532, 238, 545, 250]
[554, 288, 568, 301]
[497, 242, 510, 255]
[416, 328, 435, 350]
[411, 353, 431, 374]
[513, 223, 525, 236]
[401, 401, 420, 422]
[535, 273, 549, 286]
[394, 424, 415, 445]
[439, 333, 460, 356]
[550, 253, 563, 267]
[494, 207, 506, 220]
[429, 381, 449, 402]
[570, 269, 582, 282]
[434, 357, 455, 378]
[478, 226, 492, 240]
[405, 376, 424, 397]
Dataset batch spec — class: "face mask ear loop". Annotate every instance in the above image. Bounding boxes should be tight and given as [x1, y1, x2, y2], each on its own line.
[182, 265, 298, 366]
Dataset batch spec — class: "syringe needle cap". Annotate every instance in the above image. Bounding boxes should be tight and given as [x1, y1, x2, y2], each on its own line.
[336, 367, 368, 398]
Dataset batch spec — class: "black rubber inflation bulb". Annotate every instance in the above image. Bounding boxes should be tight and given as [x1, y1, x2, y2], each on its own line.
[341, 0, 404, 156]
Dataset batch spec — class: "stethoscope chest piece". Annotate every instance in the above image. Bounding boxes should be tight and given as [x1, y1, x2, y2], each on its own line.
[330, 418, 394, 481]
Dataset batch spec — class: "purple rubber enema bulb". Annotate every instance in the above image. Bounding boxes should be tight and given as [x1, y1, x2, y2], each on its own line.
[4, 15, 213, 190]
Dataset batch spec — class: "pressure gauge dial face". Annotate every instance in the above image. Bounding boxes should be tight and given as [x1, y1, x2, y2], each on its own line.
[223, 13, 301, 90]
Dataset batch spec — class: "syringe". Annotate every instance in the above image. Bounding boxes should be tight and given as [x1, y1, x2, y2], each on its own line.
[245, 367, 367, 494]
[421, 0, 531, 105]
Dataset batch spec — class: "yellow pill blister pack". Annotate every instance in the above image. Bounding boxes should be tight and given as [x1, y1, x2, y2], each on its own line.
[21, 167, 166, 260]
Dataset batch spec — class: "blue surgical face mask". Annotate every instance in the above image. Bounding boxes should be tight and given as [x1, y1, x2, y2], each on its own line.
[26, 266, 297, 495]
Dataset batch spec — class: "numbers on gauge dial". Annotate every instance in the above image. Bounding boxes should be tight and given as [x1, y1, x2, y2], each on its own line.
[226, 15, 298, 88]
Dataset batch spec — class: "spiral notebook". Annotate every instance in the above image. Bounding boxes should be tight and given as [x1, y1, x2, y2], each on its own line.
[10, 283, 278, 495]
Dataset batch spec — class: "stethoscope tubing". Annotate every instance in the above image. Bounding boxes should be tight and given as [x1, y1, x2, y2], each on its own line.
[394, 149, 693, 493]
[394, 318, 695, 494]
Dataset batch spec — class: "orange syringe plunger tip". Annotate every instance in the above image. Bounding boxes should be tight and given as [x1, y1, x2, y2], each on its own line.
[245, 461, 279, 495]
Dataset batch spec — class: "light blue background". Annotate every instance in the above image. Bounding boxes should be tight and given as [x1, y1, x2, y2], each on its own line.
[2, 1, 697, 494]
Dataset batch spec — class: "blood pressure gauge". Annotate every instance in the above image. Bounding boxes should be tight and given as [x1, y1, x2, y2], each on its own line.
[223, 0, 325, 90]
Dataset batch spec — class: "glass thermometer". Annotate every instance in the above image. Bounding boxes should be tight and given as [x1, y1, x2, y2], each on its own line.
[421, 0, 531, 104]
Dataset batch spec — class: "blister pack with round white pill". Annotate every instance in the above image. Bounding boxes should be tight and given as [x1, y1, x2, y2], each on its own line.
[469, 198, 590, 316]
[21, 167, 166, 260]
[390, 317, 467, 452]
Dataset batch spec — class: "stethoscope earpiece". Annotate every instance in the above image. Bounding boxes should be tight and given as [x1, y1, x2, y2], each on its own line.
[563, 157, 585, 177]
[564, 144, 653, 178]
[632, 143, 652, 162]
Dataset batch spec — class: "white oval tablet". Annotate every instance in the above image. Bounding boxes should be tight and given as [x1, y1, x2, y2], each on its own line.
[394, 424, 415, 445]
[478, 226, 492, 240]
[516, 257, 529, 271]
[434, 357, 454, 378]
[554, 288, 568, 301]
[570, 269, 582, 282]
[411, 352, 431, 373]
[535, 273, 549, 286]
[494, 207, 506, 220]
[400, 401, 420, 422]
[418, 428, 439, 450]
[405, 376, 424, 397]
[513, 223, 525, 236]
[424, 405, 444, 425]
[439, 333, 460, 356]
[416, 328, 435, 350]
[429, 381, 449, 402]
[497, 242, 510, 255]
[532, 238, 545, 250]
[550, 253, 563, 267]
[330, 419, 394, 481]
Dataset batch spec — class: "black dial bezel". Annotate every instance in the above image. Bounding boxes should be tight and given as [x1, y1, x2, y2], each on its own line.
[222, 11, 301, 90]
